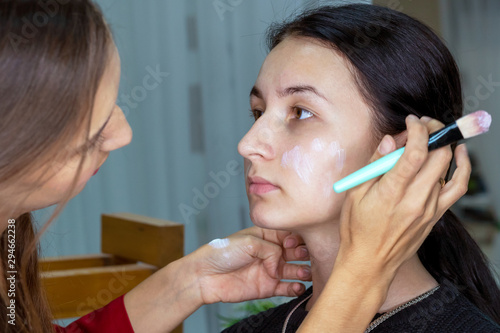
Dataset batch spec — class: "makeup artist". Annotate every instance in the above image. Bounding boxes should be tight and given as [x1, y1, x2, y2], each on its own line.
[0, 1, 474, 332]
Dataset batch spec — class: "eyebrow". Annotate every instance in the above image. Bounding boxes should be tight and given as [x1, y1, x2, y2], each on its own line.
[250, 85, 329, 102]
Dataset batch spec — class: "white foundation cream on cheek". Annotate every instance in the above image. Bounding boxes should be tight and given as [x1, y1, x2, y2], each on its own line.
[329, 141, 346, 170]
[281, 145, 315, 184]
[312, 138, 326, 152]
[280, 138, 346, 197]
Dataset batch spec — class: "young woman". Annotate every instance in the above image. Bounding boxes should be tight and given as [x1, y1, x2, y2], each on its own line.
[0, 1, 476, 333]
[226, 4, 500, 333]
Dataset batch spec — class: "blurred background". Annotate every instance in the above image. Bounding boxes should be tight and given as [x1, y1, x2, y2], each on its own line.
[37, 0, 500, 332]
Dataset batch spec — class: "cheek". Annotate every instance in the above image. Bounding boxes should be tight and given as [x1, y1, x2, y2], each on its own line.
[280, 145, 315, 184]
[281, 139, 346, 197]
[46, 157, 97, 195]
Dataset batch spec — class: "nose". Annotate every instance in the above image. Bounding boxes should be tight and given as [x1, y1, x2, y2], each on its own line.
[238, 114, 277, 161]
[101, 106, 133, 152]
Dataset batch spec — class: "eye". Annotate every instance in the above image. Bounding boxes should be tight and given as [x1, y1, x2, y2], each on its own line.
[78, 133, 106, 155]
[89, 133, 106, 151]
[249, 109, 263, 121]
[293, 107, 313, 120]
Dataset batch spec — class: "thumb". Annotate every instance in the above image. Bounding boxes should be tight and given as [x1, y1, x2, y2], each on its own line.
[371, 134, 397, 162]
[241, 236, 284, 279]
[346, 134, 398, 195]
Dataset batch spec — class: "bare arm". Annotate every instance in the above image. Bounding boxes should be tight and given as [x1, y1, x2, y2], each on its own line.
[124, 228, 310, 333]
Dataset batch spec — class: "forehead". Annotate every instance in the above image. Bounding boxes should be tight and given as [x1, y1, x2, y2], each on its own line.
[256, 36, 359, 96]
[90, 48, 120, 121]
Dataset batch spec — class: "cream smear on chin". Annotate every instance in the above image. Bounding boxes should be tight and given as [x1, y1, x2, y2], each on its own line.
[209, 238, 230, 249]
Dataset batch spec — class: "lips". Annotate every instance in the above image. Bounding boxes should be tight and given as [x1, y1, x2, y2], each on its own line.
[92, 155, 109, 177]
[248, 176, 279, 195]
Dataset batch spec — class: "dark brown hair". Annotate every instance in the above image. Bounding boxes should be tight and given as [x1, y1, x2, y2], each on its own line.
[0, 0, 112, 331]
[267, 3, 500, 324]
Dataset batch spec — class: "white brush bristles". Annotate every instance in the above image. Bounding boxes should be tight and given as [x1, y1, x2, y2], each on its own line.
[457, 110, 492, 139]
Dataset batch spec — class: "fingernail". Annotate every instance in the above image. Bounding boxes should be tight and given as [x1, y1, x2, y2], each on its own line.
[407, 114, 419, 122]
[377, 135, 392, 155]
[302, 266, 311, 276]
[299, 247, 309, 258]
[294, 283, 305, 293]
[284, 238, 297, 248]
[420, 116, 432, 123]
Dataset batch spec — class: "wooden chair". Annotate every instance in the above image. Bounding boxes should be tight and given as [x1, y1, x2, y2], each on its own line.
[41, 213, 184, 333]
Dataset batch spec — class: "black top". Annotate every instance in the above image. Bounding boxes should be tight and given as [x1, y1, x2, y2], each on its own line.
[222, 279, 500, 332]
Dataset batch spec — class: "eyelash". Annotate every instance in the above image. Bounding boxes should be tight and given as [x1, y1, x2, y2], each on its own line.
[249, 107, 314, 121]
[79, 133, 105, 155]
[249, 109, 262, 121]
[90, 133, 106, 150]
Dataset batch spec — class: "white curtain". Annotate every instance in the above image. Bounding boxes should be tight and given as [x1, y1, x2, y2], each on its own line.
[38, 0, 369, 331]
[440, 0, 500, 269]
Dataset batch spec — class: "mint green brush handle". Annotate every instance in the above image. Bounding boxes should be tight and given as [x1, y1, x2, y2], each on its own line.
[333, 147, 405, 193]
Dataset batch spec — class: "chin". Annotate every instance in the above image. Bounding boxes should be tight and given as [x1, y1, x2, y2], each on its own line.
[249, 208, 300, 231]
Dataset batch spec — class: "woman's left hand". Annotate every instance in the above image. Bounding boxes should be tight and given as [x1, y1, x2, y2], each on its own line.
[193, 226, 311, 304]
[125, 227, 310, 332]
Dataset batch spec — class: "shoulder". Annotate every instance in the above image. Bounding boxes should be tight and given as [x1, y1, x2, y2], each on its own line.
[221, 288, 313, 333]
[374, 279, 500, 333]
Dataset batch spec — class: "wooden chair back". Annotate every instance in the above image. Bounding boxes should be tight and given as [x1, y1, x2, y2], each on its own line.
[41, 213, 184, 333]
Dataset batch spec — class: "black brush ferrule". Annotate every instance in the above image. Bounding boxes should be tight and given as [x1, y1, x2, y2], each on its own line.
[428, 122, 463, 151]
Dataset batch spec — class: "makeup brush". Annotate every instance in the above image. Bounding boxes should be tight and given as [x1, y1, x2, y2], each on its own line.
[333, 110, 492, 193]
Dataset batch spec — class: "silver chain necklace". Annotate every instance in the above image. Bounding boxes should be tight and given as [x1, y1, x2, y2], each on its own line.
[365, 285, 440, 332]
[281, 285, 440, 333]
[282, 294, 312, 333]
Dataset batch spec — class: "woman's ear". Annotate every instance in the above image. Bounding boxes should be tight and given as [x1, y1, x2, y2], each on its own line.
[393, 131, 407, 149]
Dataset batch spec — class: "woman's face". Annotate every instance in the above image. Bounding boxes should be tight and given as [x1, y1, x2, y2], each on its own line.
[238, 37, 377, 230]
[19, 46, 132, 212]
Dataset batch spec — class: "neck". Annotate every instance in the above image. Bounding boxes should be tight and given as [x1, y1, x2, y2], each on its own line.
[0, 187, 29, 234]
[300, 222, 438, 313]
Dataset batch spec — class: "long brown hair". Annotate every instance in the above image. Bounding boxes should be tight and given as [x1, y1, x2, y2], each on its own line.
[0, 1, 112, 331]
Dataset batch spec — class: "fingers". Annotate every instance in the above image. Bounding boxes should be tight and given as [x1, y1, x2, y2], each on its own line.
[273, 282, 307, 297]
[234, 226, 262, 238]
[355, 135, 398, 192]
[379, 115, 429, 198]
[283, 245, 310, 262]
[283, 233, 305, 248]
[342, 134, 398, 202]
[405, 118, 451, 206]
[240, 235, 283, 279]
[437, 144, 471, 214]
[281, 263, 312, 281]
[272, 233, 310, 261]
[224, 228, 310, 262]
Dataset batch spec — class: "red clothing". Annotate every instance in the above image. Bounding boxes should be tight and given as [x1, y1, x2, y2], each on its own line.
[54, 295, 134, 333]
